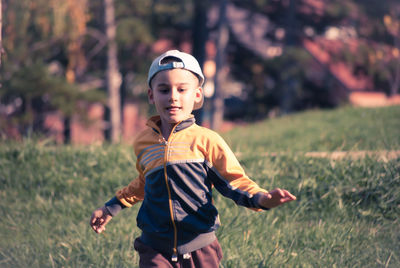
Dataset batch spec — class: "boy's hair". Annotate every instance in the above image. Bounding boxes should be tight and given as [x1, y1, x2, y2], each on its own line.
[148, 50, 205, 110]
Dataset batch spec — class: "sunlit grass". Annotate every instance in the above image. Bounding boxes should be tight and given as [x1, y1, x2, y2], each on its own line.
[0, 106, 399, 267]
[224, 106, 400, 152]
[216, 155, 399, 267]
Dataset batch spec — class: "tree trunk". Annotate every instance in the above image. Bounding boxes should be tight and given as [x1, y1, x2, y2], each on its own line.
[192, 0, 208, 125]
[63, 117, 71, 144]
[391, 35, 400, 96]
[104, 0, 122, 143]
[281, 0, 297, 114]
[0, 0, 3, 67]
[211, 0, 228, 130]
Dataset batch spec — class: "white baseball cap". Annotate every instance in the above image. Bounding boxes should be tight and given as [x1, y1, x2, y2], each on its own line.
[148, 50, 205, 110]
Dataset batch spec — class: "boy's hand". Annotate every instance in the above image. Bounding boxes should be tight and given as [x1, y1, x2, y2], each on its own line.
[90, 206, 112, 234]
[259, 188, 296, 209]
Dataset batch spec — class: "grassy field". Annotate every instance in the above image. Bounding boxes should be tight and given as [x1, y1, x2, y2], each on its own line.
[224, 105, 400, 152]
[0, 106, 399, 267]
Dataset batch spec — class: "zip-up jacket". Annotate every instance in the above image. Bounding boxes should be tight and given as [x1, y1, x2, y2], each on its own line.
[105, 115, 269, 257]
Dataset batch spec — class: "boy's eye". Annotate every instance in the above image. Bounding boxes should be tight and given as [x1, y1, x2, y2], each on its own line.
[159, 88, 169, 94]
[178, 88, 187, 92]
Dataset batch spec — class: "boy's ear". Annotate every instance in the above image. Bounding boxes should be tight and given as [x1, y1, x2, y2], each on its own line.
[148, 88, 155, 104]
[195, 87, 203, 102]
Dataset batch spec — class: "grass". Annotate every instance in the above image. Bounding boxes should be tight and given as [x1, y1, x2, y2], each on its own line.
[0, 106, 399, 267]
[224, 105, 400, 152]
[216, 155, 399, 267]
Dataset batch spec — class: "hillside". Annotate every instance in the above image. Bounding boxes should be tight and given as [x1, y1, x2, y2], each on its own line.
[224, 106, 400, 153]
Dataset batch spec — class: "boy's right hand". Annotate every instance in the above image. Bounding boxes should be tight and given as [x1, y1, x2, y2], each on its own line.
[90, 206, 112, 234]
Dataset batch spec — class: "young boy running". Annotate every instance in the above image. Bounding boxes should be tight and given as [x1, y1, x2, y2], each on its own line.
[90, 50, 296, 267]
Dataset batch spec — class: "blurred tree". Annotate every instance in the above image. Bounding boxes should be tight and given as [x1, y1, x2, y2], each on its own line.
[0, 0, 105, 141]
[0, 0, 3, 66]
[226, 0, 400, 119]
[7, 0, 400, 137]
[228, 0, 329, 117]
[0, 62, 104, 137]
[1, 0, 202, 140]
[113, 0, 154, 76]
[104, 0, 122, 143]
[65, 0, 89, 82]
[64, 0, 90, 142]
[333, 0, 400, 96]
[211, 0, 228, 130]
[192, 0, 209, 124]
[382, 13, 400, 96]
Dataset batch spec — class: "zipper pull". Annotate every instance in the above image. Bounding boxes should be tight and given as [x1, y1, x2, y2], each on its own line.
[171, 253, 178, 262]
[171, 247, 178, 262]
[159, 137, 168, 145]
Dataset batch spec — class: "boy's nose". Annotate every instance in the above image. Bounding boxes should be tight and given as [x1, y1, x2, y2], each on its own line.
[169, 88, 178, 101]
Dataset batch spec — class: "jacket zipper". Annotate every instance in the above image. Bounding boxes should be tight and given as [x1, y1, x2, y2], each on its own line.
[161, 123, 180, 262]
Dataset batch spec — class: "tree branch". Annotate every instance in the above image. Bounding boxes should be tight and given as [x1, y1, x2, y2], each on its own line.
[86, 27, 107, 60]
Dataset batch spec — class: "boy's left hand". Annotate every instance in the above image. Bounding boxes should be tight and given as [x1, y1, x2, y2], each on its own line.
[259, 188, 296, 209]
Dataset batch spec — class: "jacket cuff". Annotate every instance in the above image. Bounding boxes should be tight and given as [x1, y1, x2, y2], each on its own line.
[105, 196, 126, 216]
[254, 192, 270, 210]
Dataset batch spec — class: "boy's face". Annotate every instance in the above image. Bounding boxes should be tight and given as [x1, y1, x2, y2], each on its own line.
[148, 68, 203, 126]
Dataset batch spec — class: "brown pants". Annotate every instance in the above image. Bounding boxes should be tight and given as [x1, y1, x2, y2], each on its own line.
[134, 238, 223, 268]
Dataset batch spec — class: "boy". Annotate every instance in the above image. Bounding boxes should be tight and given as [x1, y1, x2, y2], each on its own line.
[90, 50, 296, 267]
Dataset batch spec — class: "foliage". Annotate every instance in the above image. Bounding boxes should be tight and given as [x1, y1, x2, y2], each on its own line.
[0, 106, 399, 267]
[0, 62, 105, 135]
[2, 0, 88, 71]
[326, 1, 400, 96]
[230, 45, 340, 118]
[1, 0, 199, 139]
[2, 0, 400, 137]
[1, 0, 106, 138]
[227, 0, 400, 118]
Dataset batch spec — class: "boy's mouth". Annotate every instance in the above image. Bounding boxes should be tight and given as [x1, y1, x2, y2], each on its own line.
[166, 106, 181, 112]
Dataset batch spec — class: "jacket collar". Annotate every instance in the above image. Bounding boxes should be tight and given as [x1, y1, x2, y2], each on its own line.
[147, 115, 196, 134]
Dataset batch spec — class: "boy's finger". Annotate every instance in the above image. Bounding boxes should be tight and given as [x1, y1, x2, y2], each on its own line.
[283, 190, 296, 200]
[278, 188, 286, 197]
[93, 222, 104, 233]
[97, 225, 106, 234]
[269, 189, 282, 197]
[90, 217, 97, 227]
[278, 188, 288, 197]
[281, 196, 295, 202]
[92, 224, 99, 233]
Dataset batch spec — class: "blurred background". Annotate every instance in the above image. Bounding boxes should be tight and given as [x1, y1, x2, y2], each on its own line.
[1, 0, 399, 144]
